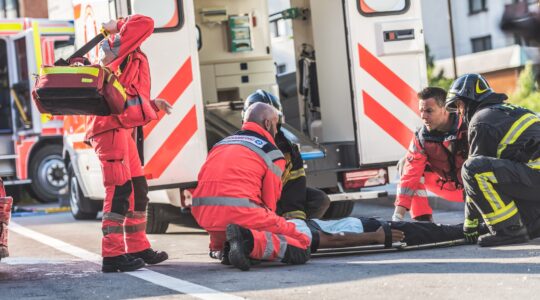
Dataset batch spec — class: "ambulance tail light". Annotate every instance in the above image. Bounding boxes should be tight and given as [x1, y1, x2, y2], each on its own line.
[343, 168, 388, 189]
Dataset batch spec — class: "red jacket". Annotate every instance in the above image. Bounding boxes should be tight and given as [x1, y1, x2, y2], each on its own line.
[192, 122, 285, 231]
[397, 115, 468, 207]
[86, 14, 159, 139]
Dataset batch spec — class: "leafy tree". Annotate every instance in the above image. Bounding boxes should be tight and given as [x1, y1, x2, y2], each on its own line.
[508, 63, 540, 112]
[425, 45, 454, 91]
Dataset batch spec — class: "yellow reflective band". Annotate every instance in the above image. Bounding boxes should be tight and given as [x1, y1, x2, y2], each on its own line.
[497, 113, 540, 158]
[81, 78, 93, 83]
[464, 218, 478, 228]
[476, 79, 488, 94]
[39, 27, 75, 34]
[32, 21, 43, 70]
[0, 22, 23, 32]
[286, 168, 306, 182]
[474, 171, 505, 211]
[41, 66, 100, 77]
[527, 157, 540, 170]
[466, 195, 474, 203]
[112, 79, 127, 101]
[482, 201, 518, 226]
[41, 113, 52, 124]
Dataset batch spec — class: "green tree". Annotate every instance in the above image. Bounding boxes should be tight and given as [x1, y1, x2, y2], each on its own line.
[425, 45, 454, 91]
[508, 63, 540, 112]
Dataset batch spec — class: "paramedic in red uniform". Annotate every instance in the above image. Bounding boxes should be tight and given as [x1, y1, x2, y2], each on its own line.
[85, 15, 172, 273]
[392, 87, 468, 222]
[191, 103, 312, 271]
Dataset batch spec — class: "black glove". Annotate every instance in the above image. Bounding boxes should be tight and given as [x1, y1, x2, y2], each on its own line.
[463, 218, 479, 244]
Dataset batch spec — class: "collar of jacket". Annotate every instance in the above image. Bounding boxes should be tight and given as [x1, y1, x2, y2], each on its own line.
[242, 122, 277, 145]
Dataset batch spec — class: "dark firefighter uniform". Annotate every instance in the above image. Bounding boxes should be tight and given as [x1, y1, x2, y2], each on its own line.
[446, 73, 540, 247]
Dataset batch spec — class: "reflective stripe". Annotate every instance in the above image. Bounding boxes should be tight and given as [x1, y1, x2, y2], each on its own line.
[277, 234, 288, 259]
[284, 168, 306, 182]
[397, 186, 427, 198]
[261, 232, 274, 260]
[125, 223, 147, 233]
[126, 211, 146, 219]
[216, 138, 284, 178]
[111, 35, 121, 56]
[482, 201, 519, 226]
[464, 218, 478, 228]
[126, 97, 140, 107]
[527, 157, 540, 170]
[40, 66, 100, 77]
[497, 113, 540, 158]
[112, 78, 127, 101]
[102, 212, 125, 223]
[102, 225, 124, 235]
[282, 210, 307, 220]
[192, 197, 260, 208]
[474, 172, 505, 210]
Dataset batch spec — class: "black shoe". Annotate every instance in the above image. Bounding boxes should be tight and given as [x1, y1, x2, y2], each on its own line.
[478, 225, 530, 247]
[102, 254, 145, 273]
[226, 224, 253, 271]
[221, 242, 231, 265]
[130, 248, 169, 265]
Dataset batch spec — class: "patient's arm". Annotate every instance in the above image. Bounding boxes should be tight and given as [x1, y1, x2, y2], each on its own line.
[318, 227, 405, 248]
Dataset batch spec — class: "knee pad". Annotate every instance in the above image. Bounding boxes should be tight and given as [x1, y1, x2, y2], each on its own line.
[111, 180, 132, 215]
[281, 245, 310, 265]
[132, 176, 149, 211]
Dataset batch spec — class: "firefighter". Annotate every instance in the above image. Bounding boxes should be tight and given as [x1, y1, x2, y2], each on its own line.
[392, 87, 467, 222]
[242, 90, 330, 220]
[191, 102, 312, 271]
[445, 73, 540, 247]
[85, 15, 172, 272]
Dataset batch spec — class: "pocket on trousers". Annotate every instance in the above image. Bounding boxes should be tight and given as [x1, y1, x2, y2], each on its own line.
[101, 160, 129, 186]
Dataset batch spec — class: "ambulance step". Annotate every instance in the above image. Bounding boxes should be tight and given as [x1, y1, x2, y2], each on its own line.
[0, 155, 17, 160]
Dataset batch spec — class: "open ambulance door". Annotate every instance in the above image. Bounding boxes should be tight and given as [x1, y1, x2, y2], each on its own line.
[344, 0, 427, 165]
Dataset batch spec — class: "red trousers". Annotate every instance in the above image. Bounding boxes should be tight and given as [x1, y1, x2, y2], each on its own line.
[90, 128, 151, 257]
[192, 201, 311, 261]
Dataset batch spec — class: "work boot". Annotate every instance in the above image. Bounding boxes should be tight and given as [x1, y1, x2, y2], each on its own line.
[130, 248, 169, 265]
[102, 254, 145, 273]
[221, 242, 231, 265]
[478, 225, 530, 247]
[226, 224, 254, 271]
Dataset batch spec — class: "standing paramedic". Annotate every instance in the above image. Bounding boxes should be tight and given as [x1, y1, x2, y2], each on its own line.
[393, 87, 468, 222]
[191, 103, 312, 271]
[85, 15, 172, 273]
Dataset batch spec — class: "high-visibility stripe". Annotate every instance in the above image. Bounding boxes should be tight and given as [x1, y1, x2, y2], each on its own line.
[112, 79, 127, 101]
[497, 113, 540, 158]
[464, 218, 478, 229]
[40, 66, 100, 76]
[0, 22, 23, 32]
[527, 157, 540, 170]
[285, 169, 306, 182]
[192, 197, 260, 208]
[363, 91, 413, 148]
[144, 106, 198, 179]
[474, 172, 505, 211]
[482, 201, 518, 226]
[39, 27, 75, 34]
[32, 21, 43, 70]
[397, 186, 427, 198]
[277, 235, 288, 259]
[126, 98, 140, 107]
[102, 225, 124, 235]
[102, 212, 126, 223]
[216, 138, 284, 178]
[262, 232, 274, 260]
[144, 57, 193, 138]
[358, 44, 419, 115]
[124, 223, 147, 233]
[126, 211, 146, 219]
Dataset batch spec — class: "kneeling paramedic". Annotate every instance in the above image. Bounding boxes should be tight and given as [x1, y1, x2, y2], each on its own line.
[86, 15, 173, 272]
[446, 73, 540, 247]
[191, 103, 312, 271]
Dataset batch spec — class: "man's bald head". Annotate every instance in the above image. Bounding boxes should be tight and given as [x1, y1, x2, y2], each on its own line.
[243, 102, 280, 137]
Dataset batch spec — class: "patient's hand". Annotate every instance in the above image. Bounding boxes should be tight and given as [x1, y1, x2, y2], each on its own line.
[375, 227, 405, 244]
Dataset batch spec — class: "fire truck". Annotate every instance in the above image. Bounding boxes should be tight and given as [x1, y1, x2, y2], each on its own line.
[0, 19, 74, 203]
[64, 0, 427, 232]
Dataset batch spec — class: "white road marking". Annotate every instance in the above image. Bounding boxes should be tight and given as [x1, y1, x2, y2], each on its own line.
[10, 221, 243, 300]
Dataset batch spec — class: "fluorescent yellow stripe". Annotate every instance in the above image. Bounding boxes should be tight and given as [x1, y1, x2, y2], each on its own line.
[40, 66, 100, 77]
[482, 201, 518, 226]
[527, 157, 540, 170]
[286, 169, 306, 181]
[39, 27, 75, 34]
[41, 113, 52, 124]
[112, 79, 127, 101]
[0, 22, 23, 32]
[32, 21, 43, 70]
[474, 172, 505, 211]
[497, 113, 540, 158]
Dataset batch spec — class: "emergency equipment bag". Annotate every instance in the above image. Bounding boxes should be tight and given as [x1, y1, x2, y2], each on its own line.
[31, 31, 127, 116]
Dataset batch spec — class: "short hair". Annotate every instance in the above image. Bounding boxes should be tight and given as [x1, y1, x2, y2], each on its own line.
[417, 87, 447, 107]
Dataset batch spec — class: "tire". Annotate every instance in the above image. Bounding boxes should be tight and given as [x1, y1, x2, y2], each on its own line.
[29, 144, 68, 203]
[322, 200, 355, 219]
[68, 163, 98, 220]
[146, 203, 169, 234]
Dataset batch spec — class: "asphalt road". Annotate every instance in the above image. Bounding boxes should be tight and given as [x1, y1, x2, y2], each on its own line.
[1, 200, 540, 300]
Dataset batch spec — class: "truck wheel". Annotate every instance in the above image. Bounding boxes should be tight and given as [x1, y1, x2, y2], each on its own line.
[29, 144, 68, 203]
[68, 163, 98, 220]
[146, 203, 169, 234]
[322, 200, 354, 219]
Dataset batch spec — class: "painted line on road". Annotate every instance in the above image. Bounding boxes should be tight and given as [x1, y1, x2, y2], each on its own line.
[9, 221, 242, 300]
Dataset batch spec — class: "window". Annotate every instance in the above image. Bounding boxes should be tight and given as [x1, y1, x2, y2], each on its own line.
[4, 0, 18, 18]
[358, 0, 409, 16]
[128, 0, 183, 32]
[0, 39, 12, 133]
[276, 64, 287, 74]
[469, 0, 487, 14]
[471, 35, 492, 53]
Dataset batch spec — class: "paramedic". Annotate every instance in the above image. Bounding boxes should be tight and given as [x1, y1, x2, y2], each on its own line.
[85, 15, 172, 272]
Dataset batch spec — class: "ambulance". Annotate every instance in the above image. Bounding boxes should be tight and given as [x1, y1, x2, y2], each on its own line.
[0, 19, 74, 203]
[64, 0, 427, 232]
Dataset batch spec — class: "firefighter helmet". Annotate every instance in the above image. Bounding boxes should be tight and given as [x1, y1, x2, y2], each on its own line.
[445, 73, 493, 112]
[242, 89, 283, 123]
